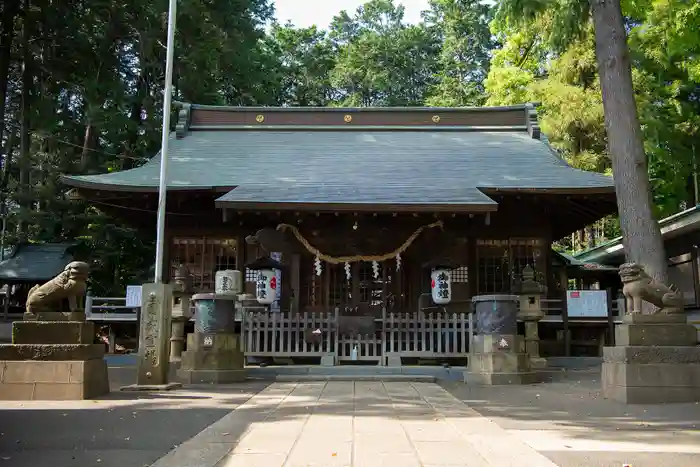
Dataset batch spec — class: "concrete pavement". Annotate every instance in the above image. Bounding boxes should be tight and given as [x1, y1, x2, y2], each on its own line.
[0, 368, 269, 467]
[443, 369, 700, 467]
[2, 365, 699, 467]
[152, 381, 559, 467]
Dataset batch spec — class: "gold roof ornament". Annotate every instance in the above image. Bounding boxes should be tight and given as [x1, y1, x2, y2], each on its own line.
[255, 114, 265, 123]
[344, 114, 352, 123]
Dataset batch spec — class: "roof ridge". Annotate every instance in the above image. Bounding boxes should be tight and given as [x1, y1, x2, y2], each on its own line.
[173, 101, 533, 113]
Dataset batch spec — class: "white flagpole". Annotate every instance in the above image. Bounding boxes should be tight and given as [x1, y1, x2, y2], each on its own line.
[154, 0, 178, 284]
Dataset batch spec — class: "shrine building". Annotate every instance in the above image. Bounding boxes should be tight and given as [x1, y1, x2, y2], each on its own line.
[61, 103, 620, 359]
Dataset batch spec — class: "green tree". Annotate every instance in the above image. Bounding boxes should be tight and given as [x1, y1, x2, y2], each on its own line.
[265, 23, 337, 106]
[329, 0, 440, 106]
[424, 0, 496, 106]
[495, 0, 668, 282]
[1, 0, 277, 295]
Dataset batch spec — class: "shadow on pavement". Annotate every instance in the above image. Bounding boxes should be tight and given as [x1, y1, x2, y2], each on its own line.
[2, 364, 700, 467]
[442, 368, 700, 467]
[0, 366, 270, 467]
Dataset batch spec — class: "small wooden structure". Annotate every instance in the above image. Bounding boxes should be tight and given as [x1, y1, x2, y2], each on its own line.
[0, 243, 79, 321]
[61, 103, 618, 362]
[576, 204, 700, 333]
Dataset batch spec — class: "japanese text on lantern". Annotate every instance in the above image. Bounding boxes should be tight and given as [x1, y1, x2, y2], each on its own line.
[220, 275, 231, 292]
[256, 273, 267, 300]
[437, 272, 449, 299]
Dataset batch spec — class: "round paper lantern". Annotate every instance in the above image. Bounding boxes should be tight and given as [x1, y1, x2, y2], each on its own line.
[430, 268, 452, 305]
[255, 268, 278, 305]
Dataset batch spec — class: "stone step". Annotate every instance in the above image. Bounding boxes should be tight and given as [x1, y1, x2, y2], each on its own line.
[247, 365, 466, 381]
[275, 374, 437, 383]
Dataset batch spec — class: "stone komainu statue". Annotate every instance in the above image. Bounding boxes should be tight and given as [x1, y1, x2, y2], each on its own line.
[25, 261, 90, 315]
[619, 262, 684, 314]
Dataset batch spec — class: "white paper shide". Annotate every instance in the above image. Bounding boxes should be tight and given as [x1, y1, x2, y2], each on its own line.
[430, 268, 452, 305]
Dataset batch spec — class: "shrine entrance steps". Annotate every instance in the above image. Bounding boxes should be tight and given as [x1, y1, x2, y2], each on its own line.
[245, 364, 466, 382]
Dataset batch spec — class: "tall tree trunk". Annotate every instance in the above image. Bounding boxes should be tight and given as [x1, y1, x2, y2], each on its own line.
[80, 120, 93, 171]
[17, 0, 32, 240]
[0, 130, 15, 260]
[0, 1, 18, 156]
[589, 0, 667, 283]
[584, 225, 595, 250]
[122, 73, 146, 171]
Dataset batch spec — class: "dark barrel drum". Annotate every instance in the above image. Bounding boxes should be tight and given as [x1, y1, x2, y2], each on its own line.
[193, 293, 236, 334]
[472, 294, 519, 335]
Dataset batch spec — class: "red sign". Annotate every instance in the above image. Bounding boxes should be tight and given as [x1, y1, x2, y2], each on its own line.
[570, 291, 580, 298]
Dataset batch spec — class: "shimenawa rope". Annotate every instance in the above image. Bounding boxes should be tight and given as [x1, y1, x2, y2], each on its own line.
[276, 220, 444, 264]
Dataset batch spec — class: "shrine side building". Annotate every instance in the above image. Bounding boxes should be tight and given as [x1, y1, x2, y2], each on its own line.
[61, 103, 619, 357]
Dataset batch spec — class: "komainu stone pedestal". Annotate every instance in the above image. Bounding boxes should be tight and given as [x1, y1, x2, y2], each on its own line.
[0, 318, 109, 400]
[177, 333, 246, 383]
[466, 334, 536, 385]
[602, 314, 700, 404]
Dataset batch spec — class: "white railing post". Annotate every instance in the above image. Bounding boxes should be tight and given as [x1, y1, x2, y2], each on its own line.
[85, 292, 93, 319]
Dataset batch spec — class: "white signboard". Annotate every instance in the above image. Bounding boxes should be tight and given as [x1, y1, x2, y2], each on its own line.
[126, 285, 142, 308]
[566, 290, 608, 318]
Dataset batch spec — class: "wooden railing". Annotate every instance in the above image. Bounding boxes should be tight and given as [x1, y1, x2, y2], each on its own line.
[383, 310, 471, 359]
[85, 296, 139, 322]
[243, 310, 337, 358]
[241, 308, 474, 365]
[84, 294, 199, 322]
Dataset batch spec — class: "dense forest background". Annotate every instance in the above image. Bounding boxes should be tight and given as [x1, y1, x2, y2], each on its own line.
[0, 0, 698, 294]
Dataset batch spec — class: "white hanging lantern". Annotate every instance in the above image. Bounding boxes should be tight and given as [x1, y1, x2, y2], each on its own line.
[430, 268, 452, 305]
[215, 270, 242, 296]
[255, 268, 278, 305]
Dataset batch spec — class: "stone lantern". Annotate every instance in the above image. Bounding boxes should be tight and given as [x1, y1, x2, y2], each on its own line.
[169, 264, 193, 363]
[515, 265, 547, 369]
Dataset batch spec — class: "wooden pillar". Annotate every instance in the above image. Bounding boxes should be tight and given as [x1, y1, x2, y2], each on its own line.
[396, 260, 403, 310]
[235, 235, 245, 272]
[291, 254, 300, 314]
[605, 288, 614, 347]
[3, 288, 9, 321]
[163, 233, 173, 283]
[467, 238, 477, 299]
[559, 268, 570, 357]
[692, 245, 700, 307]
[323, 264, 331, 309]
[381, 264, 388, 309]
[351, 262, 360, 307]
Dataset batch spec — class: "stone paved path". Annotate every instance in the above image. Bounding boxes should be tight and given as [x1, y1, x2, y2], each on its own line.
[151, 381, 560, 467]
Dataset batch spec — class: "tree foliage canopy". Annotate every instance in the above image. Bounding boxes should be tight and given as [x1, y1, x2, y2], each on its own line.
[1, 0, 698, 292]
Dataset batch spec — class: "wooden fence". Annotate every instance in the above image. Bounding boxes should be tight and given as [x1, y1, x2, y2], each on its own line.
[85, 296, 140, 322]
[241, 308, 473, 365]
[243, 310, 337, 358]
